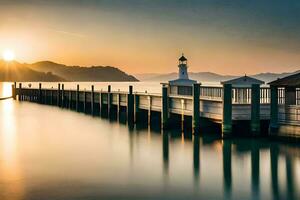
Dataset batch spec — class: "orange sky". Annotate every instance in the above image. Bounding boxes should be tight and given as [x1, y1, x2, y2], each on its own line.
[0, 1, 300, 75]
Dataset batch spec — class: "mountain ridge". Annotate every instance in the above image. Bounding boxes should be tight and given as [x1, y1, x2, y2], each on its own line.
[135, 70, 300, 83]
[29, 61, 138, 82]
[0, 60, 138, 82]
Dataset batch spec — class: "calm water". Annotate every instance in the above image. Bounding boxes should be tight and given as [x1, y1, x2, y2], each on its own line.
[0, 82, 300, 199]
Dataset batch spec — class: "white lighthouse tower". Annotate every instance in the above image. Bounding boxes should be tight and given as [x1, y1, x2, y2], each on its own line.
[178, 54, 189, 79]
[168, 54, 197, 96]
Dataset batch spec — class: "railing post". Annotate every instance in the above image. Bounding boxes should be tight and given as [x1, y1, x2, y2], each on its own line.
[91, 85, 95, 115]
[76, 84, 80, 112]
[162, 86, 169, 130]
[127, 85, 134, 125]
[57, 83, 61, 107]
[270, 86, 279, 134]
[19, 83, 22, 101]
[251, 84, 260, 135]
[222, 84, 232, 137]
[193, 83, 201, 134]
[38, 83, 42, 103]
[107, 85, 111, 118]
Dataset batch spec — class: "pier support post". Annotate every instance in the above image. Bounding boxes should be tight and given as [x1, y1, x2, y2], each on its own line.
[57, 83, 61, 107]
[127, 86, 134, 125]
[251, 84, 260, 135]
[12, 82, 16, 100]
[134, 94, 140, 123]
[107, 85, 112, 118]
[193, 83, 201, 134]
[76, 84, 80, 112]
[99, 92, 103, 116]
[91, 85, 95, 115]
[270, 86, 279, 134]
[50, 88, 54, 105]
[162, 86, 169, 130]
[69, 90, 72, 109]
[61, 84, 65, 107]
[38, 83, 42, 103]
[222, 84, 232, 137]
[19, 83, 22, 101]
[84, 90, 87, 113]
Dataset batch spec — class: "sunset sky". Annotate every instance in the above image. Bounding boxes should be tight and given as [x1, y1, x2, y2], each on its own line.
[0, 0, 300, 75]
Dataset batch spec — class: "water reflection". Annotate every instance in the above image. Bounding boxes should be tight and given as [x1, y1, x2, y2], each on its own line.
[222, 140, 232, 198]
[0, 99, 300, 199]
[0, 99, 24, 200]
[0, 82, 12, 98]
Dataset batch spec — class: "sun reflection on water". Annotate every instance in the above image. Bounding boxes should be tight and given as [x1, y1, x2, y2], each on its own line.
[0, 99, 24, 200]
[0, 82, 13, 98]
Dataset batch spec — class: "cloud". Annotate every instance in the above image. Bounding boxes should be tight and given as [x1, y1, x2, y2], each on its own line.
[52, 29, 87, 39]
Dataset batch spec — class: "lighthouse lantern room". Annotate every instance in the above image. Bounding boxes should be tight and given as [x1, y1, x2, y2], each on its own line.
[168, 54, 197, 96]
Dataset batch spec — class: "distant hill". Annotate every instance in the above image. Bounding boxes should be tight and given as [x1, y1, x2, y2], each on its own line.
[136, 70, 300, 83]
[0, 60, 64, 82]
[30, 61, 138, 82]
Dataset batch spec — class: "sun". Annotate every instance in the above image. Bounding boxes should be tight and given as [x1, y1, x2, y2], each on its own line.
[2, 49, 15, 62]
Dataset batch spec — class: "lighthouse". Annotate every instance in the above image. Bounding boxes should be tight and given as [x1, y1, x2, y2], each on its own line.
[178, 54, 189, 79]
[168, 54, 197, 96]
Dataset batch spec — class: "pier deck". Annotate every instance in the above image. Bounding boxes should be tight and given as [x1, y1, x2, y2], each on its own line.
[12, 82, 276, 137]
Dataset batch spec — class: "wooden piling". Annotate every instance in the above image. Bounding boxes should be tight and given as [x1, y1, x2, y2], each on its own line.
[251, 84, 260, 135]
[19, 83, 22, 101]
[38, 83, 42, 103]
[134, 94, 139, 123]
[91, 85, 95, 115]
[84, 89, 87, 113]
[99, 91, 103, 116]
[222, 84, 232, 137]
[107, 85, 111, 118]
[162, 86, 169, 129]
[57, 83, 61, 107]
[61, 84, 65, 108]
[193, 83, 201, 134]
[76, 84, 79, 111]
[270, 86, 279, 134]
[12, 82, 16, 100]
[148, 96, 152, 125]
[68, 90, 72, 109]
[50, 89, 54, 105]
[127, 85, 134, 125]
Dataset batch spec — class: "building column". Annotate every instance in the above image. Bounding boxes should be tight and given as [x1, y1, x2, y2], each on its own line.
[222, 84, 232, 137]
[193, 83, 201, 134]
[251, 84, 260, 135]
[270, 86, 279, 133]
[162, 86, 169, 130]
[127, 86, 134, 125]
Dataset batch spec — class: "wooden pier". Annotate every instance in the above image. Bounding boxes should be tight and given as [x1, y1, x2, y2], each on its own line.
[11, 81, 277, 137]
